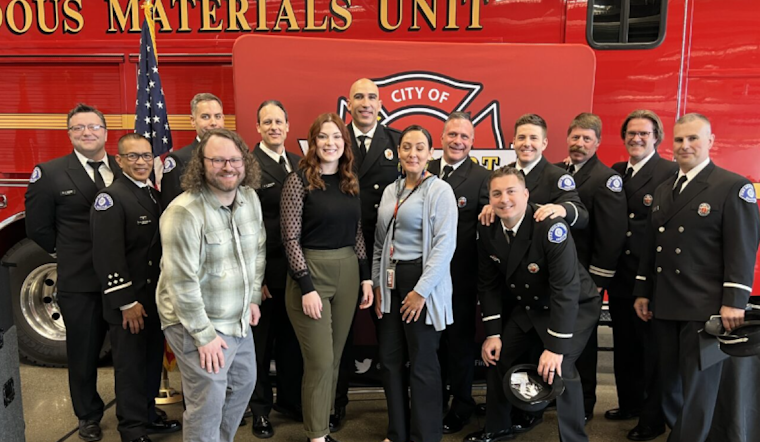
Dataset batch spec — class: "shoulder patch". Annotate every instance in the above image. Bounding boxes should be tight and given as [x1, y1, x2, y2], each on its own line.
[739, 183, 757, 204]
[606, 175, 623, 193]
[547, 222, 568, 244]
[163, 157, 176, 173]
[29, 166, 42, 183]
[557, 174, 576, 191]
[94, 193, 114, 211]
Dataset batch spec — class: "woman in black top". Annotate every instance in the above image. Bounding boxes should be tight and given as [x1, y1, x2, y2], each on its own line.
[280, 113, 373, 442]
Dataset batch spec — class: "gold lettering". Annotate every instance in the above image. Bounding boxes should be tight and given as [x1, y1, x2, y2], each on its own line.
[379, 0, 402, 32]
[304, 0, 327, 31]
[468, 0, 483, 30]
[227, 0, 251, 31]
[107, 0, 139, 33]
[7, 0, 33, 34]
[329, 0, 351, 31]
[444, 0, 458, 30]
[201, 0, 223, 31]
[481, 156, 500, 171]
[62, 0, 83, 33]
[172, 0, 197, 32]
[273, 0, 299, 31]
[255, 0, 268, 31]
[411, 0, 435, 30]
[35, 0, 60, 34]
[153, 0, 173, 32]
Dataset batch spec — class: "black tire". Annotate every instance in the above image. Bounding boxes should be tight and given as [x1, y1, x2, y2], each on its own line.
[3, 238, 109, 367]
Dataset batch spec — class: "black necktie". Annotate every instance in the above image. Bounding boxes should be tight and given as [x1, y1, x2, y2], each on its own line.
[623, 167, 634, 183]
[279, 156, 289, 174]
[567, 163, 576, 176]
[673, 175, 688, 200]
[505, 229, 515, 244]
[144, 186, 157, 205]
[357, 135, 368, 162]
[519, 169, 526, 178]
[88, 161, 105, 190]
[442, 165, 454, 181]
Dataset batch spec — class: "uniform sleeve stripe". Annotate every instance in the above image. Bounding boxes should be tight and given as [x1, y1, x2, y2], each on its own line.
[723, 282, 752, 293]
[104, 281, 133, 294]
[636, 275, 647, 281]
[482, 314, 501, 322]
[589, 266, 616, 277]
[547, 329, 573, 339]
[487, 334, 501, 339]
[567, 202, 579, 227]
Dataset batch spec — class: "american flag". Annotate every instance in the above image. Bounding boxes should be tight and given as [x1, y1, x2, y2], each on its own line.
[134, 11, 172, 161]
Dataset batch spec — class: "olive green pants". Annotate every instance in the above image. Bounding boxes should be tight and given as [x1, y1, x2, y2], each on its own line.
[285, 247, 360, 439]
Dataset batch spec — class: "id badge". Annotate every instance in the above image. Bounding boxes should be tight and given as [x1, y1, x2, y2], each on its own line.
[386, 261, 397, 289]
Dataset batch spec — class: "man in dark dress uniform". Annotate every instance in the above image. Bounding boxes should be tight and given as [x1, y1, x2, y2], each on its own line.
[607, 110, 677, 441]
[332, 78, 401, 431]
[427, 112, 490, 434]
[247, 100, 304, 438]
[160, 92, 224, 206]
[558, 113, 627, 422]
[25, 103, 123, 441]
[91, 134, 180, 442]
[634, 113, 760, 442]
[466, 167, 600, 442]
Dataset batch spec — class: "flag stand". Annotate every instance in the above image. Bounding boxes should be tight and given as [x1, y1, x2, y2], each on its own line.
[155, 366, 183, 405]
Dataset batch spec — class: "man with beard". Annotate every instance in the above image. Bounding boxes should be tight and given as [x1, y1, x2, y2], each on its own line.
[157, 128, 266, 442]
[248, 100, 304, 437]
[160, 93, 225, 206]
[606, 110, 676, 441]
[558, 113, 627, 422]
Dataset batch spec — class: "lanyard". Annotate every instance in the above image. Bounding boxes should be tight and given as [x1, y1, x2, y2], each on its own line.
[388, 172, 430, 258]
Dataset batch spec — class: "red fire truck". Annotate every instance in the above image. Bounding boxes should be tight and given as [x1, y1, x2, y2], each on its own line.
[1, 0, 758, 367]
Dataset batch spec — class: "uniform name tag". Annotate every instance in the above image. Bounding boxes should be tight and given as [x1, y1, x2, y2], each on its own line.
[60, 189, 76, 196]
[137, 215, 152, 225]
[261, 182, 276, 189]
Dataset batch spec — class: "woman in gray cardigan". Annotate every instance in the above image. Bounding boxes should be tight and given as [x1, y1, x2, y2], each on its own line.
[372, 125, 458, 442]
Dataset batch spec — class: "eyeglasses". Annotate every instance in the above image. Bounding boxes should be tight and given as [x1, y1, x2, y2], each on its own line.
[204, 157, 244, 169]
[120, 152, 154, 162]
[68, 124, 105, 133]
[626, 131, 652, 139]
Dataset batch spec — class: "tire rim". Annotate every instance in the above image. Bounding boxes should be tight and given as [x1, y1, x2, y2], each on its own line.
[20, 263, 66, 342]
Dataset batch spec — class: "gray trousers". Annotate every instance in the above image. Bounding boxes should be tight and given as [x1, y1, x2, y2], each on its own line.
[164, 325, 256, 442]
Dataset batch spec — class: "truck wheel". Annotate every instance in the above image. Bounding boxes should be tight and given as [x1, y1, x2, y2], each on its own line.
[4, 239, 109, 367]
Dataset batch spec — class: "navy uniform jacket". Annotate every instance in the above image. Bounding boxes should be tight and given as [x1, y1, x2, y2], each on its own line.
[25, 152, 123, 293]
[509, 156, 589, 230]
[90, 178, 162, 325]
[556, 154, 628, 288]
[252, 144, 302, 291]
[348, 122, 401, 255]
[609, 153, 678, 297]
[428, 157, 490, 290]
[634, 161, 760, 321]
[477, 204, 601, 355]
[160, 139, 198, 208]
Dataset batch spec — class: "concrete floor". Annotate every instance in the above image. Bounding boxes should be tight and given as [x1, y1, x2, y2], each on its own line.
[19, 328, 668, 442]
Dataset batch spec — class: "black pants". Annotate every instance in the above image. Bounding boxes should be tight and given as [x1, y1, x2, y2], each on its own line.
[377, 261, 443, 442]
[109, 310, 164, 442]
[575, 325, 598, 415]
[57, 291, 108, 422]
[486, 309, 592, 442]
[654, 319, 724, 442]
[438, 286, 477, 418]
[608, 295, 664, 429]
[249, 286, 303, 416]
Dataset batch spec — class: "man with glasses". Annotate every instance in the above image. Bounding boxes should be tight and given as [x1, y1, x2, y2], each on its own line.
[606, 110, 676, 441]
[160, 93, 225, 207]
[26, 103, 123, 441]
[157, 128, 266, 442]
[91, 134, 181, 442]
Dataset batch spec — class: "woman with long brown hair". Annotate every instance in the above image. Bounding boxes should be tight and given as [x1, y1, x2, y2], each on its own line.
[280, 113, 373, 442]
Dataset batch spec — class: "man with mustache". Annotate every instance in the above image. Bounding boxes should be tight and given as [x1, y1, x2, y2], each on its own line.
[557, 113, 627, 423]
[606, 110, 676, 441]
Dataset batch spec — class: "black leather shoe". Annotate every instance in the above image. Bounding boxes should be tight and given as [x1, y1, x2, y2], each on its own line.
[510, 414, 543, 434]
[463, 429, 515, 442]
[627, 424, 666, 441]
[443, 412, 469, 434]
[78, 420, 102, 442]
[604, 408, 640, 421]
[129, 437, 152, 442]
[585, 412, 593, 424]
[474, 403, 487, 416]
[329, 406, 346, 433]
[154, 407, 167, 420]
[253, 416, 274, 439]
[273, 403, 304, 422]
[146, 416, 182, 434]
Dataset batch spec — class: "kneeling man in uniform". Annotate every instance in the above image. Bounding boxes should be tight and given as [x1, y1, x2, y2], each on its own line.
[466, 167, 601, 442]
